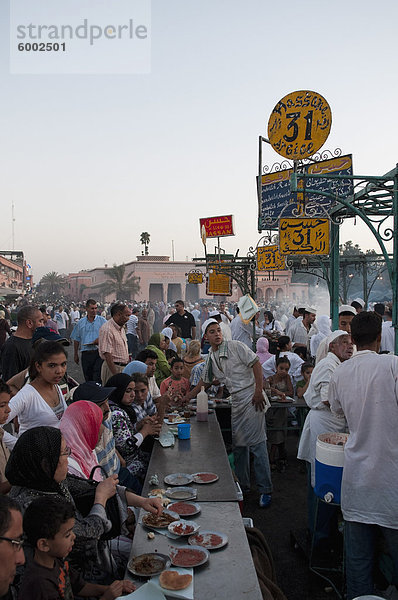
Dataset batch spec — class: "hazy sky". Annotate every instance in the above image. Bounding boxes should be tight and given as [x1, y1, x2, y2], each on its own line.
[1, 0, 397, 280]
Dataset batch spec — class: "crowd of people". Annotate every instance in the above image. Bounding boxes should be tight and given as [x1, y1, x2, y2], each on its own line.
[0, 295, 396, 599]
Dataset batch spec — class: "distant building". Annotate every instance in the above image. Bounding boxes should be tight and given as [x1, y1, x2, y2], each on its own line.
[66, 255, 308, 304]
[0, 251, 28, 295]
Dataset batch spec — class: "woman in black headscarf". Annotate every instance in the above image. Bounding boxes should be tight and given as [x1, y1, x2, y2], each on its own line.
[6, 426, 161, 582]
[6, 426, 116, 580]
[106, 374, 161, 484]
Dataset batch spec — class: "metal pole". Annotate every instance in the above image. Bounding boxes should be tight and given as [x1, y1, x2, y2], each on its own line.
[362, 261, 368, 307]
[393, 166, 398, 355]
[251, 266, 257, 351]
[330, 222, 340, 329]
[12, 202, 15, 251]
[341, 263, 347, 303]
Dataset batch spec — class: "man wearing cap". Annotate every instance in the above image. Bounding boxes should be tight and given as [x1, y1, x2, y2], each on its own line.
[351, 298, 365, 313]
[188, 318, 273, 508]
[315, 305, 356, 364]
[209, 310, 232, 341]
[291, 306, 317, 353]
[71, 299, 106, 383]
[98, 302, 131, 385]
[329, 312, 398, 599]
[298, 330, 354, 547]
[72, 381, 141, 492]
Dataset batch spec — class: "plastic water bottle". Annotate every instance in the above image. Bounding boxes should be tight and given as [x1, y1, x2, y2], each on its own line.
[196, 386, 208, 422]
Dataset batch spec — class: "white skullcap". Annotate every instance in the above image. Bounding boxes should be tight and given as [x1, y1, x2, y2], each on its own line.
[352, 298, 365, 308]
[305, 305, 317, 314]
[339, 304, 356, 315]
[327, 329, 350, 346]
[208, 310, 220, 318]
[201, 318, 219, 336]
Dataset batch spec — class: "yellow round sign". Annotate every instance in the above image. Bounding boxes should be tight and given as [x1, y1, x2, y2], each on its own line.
[267, 90, 332, 160]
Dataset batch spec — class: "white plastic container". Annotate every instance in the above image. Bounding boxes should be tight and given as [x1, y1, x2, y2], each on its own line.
[314, 432, 349, 504]
[196, 386, 208, 422]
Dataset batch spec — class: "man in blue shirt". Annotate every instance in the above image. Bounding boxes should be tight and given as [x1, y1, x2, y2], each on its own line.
[71, 299, 106, 382]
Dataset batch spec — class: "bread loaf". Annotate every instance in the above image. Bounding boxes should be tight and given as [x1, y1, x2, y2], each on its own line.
[159, 570, 192, 590]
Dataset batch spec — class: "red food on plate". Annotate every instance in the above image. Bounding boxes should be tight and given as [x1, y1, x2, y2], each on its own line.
[193, 472, 218, 483]
[172, 523, 194, 535]
[171, 548, 206, 566]
[193, 533, 223, 547]
[168, 502, 196, 515]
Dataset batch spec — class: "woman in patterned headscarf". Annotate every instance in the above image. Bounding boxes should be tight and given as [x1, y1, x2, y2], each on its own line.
[106, 374, 160, 486]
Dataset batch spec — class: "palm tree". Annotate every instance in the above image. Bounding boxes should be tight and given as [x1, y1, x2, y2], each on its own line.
[39, 271, 67, 296]
[140, 232, 150, 256]
[97, 264, 140, 301]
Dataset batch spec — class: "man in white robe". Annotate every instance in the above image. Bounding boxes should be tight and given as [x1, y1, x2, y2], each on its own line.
[329, 311, 398, 599]
[297, 330, 353, 547]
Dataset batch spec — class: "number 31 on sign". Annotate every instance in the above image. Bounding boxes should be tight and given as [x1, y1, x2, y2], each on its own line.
[267, 90, 332, 161]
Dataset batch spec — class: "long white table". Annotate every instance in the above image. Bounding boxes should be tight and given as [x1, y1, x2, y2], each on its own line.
[126, 414, 263, 599]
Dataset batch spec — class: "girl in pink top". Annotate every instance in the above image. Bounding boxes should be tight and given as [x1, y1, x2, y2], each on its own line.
[160, 357, 190, 408]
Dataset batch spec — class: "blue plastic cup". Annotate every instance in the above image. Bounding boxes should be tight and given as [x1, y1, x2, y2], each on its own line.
[178, 423, 191, 440]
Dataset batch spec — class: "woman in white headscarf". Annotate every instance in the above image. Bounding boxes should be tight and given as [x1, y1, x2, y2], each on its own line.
[161, 327, 177, 352]
[310, 315, 331, 358]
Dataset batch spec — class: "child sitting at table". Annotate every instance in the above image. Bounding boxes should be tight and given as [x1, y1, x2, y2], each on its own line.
[19, 496, 135, 599]
[160, 357, 190, 408]
[265, 357, 294, 472]
[296, 362, 314, 399]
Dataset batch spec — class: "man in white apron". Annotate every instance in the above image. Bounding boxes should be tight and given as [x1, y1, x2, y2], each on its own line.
[189, 319, 273, 508]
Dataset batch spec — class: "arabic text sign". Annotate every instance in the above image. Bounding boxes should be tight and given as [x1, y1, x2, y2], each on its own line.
[257, 245, 286, 271]
[258, 169, 303, 230]
[267, 90, 332, 160]
[187, 272, 204, 284]
[279, 218, 330, 255]
[258, 154, 353, 230]
[306, 154, 353, 203]
[200, 215, 234, 238]
[206, 262, 232, 296]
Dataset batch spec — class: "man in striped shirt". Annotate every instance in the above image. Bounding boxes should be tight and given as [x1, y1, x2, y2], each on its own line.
[99, 302, 131, 385]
